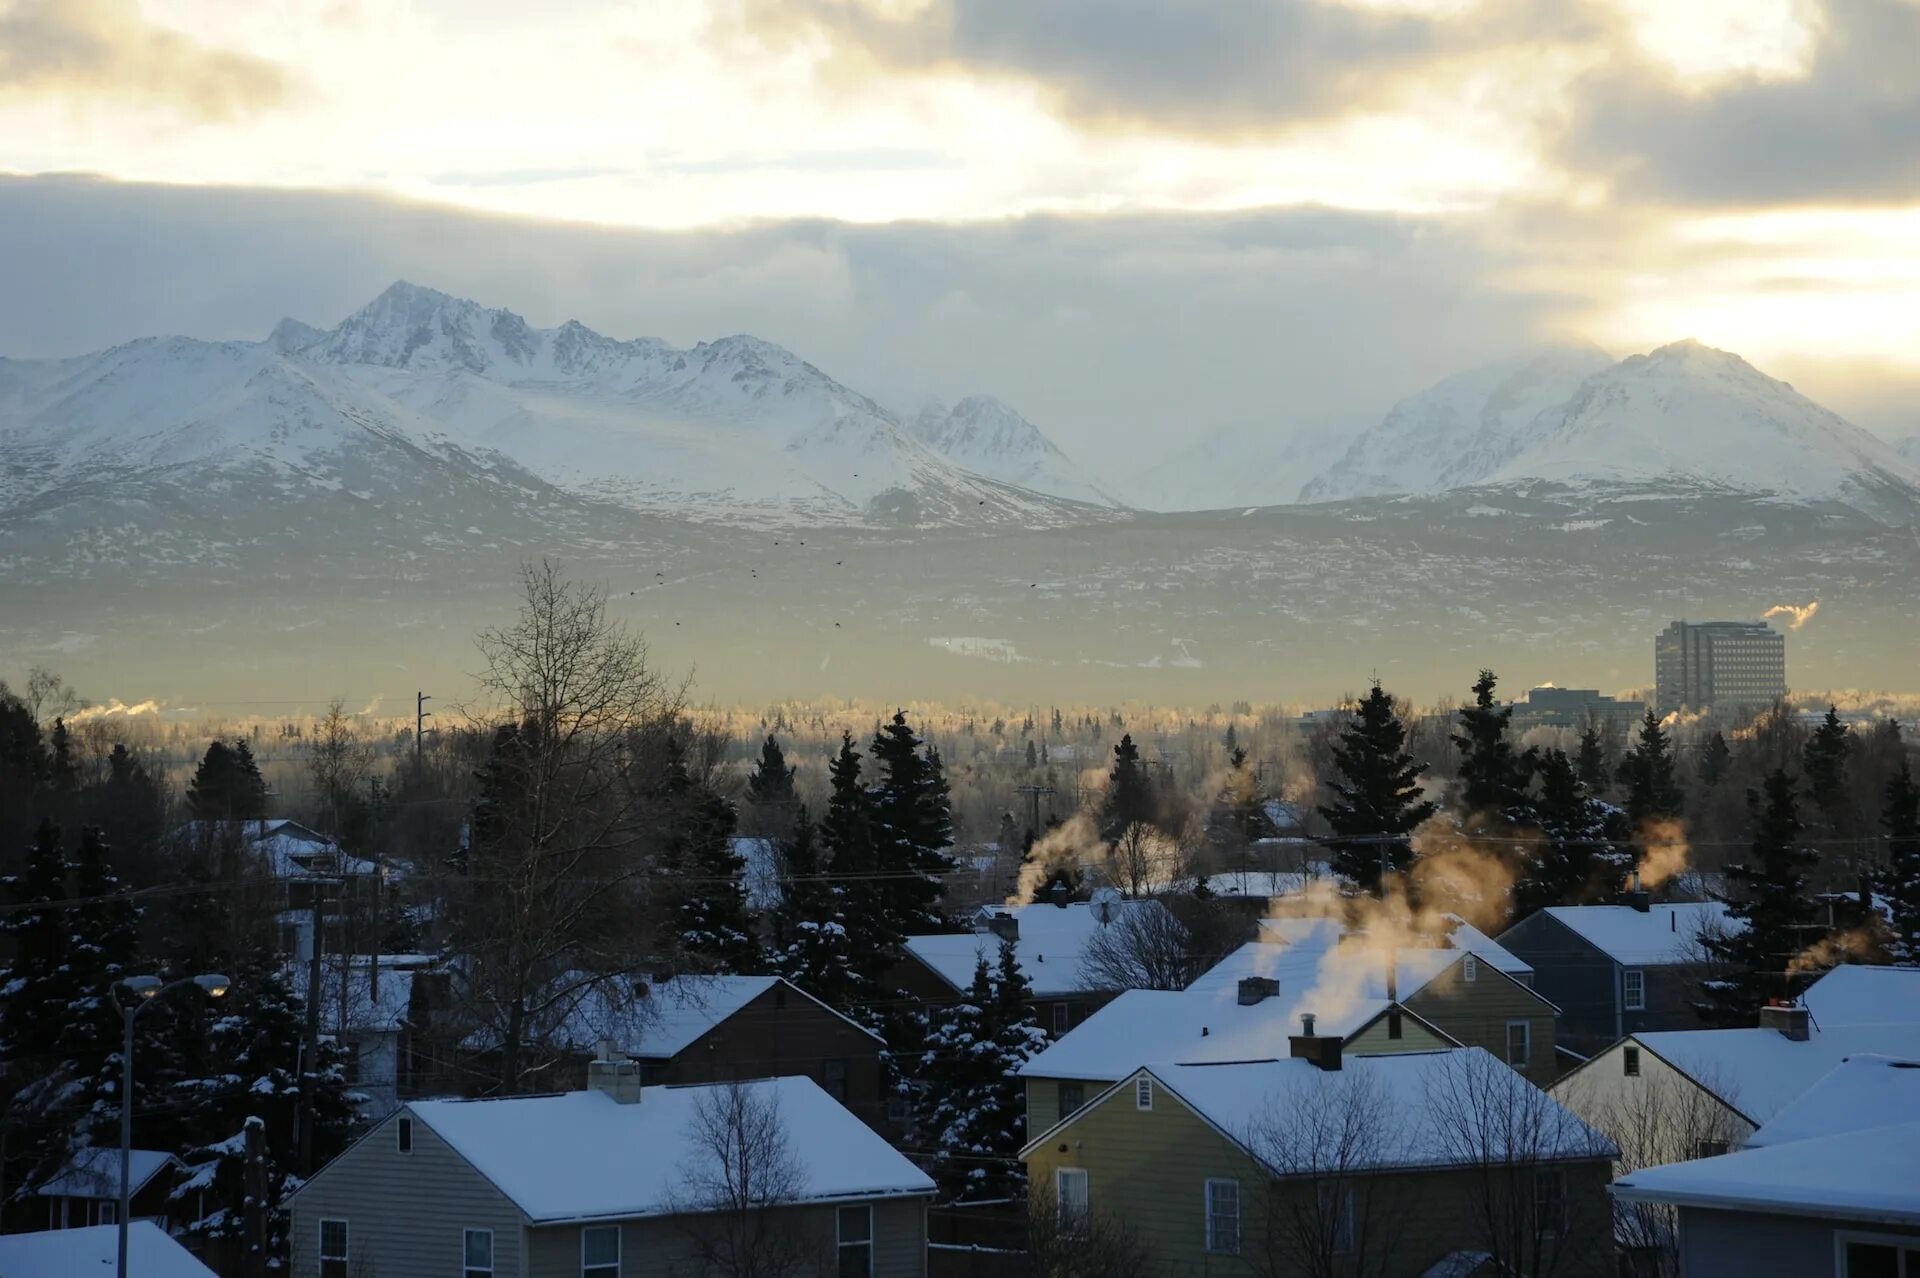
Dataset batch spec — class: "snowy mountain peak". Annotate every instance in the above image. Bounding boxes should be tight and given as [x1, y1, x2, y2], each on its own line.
[908, 394, 1121, 507]
[313, 280, 539, 373]
[267, 317, 325, 354]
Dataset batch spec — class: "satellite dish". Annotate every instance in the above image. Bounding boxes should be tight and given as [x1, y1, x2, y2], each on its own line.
[1090, 885, 1122, 924]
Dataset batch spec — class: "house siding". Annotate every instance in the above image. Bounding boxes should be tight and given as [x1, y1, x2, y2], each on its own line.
[1343, 1013, 1452, 1057]
[288, 1109, 529, 1278]
[1674, 1208, 1920, 1278]
[523, 1198, 927, 1277]
[1549, 1036, 1756, 1150]
[1403, 964, 1559, 1086]
[1023, 1074, 1614, 1278]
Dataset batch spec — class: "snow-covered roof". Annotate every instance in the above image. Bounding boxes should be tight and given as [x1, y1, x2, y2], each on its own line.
[1613, 1119, 1920, 1227]
[406, 1077, 933, 1222]
[1028, 1049, 1614, 1171]
[1800, 964, 1920, 1027]
[1745, 1055, 1920, 1149]
[1633, 1022, 1920, 1127]
[34, 1147, 177, 1200]
[0, 1222, 215, 1278]
[1018, 940, 1462, 1082]
[1533, 902, 1738, 965]
[915, 900, 1166, 998]
[1205, 868, 1338, 899]
[167, 819, 378, 879]
[1258, 913, 1532, 977]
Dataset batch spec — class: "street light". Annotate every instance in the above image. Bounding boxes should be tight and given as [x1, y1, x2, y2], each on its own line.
[111, 973, 229, 1278]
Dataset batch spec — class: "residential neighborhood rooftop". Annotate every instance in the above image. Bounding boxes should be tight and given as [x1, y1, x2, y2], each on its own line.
[1627, 1022, 1920, 1127]
[1614, 1119, 1920, 1227]
[398, 1077, 933, 1222]
[1535, 901, 1738, 965]
[1744, 1054, 1920, 1149]
[1798, 963, 1920, 1026]
[34, 1147, 176, 1200]
[0, 1222, 215, 1278]
[912, 898, 1164, 997]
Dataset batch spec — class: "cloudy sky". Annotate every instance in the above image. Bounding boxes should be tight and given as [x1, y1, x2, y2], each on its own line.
[3, 0, 1918, 460]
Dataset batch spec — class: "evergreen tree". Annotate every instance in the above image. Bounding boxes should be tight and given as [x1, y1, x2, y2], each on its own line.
[1699, 731, 1732, 788]
[1317, 683, 1438, 893]
[660, 737, 759, 974]
[868, 712, 957, 938]
[1575, 725, 1611, 795]
[1210, 747, 1277, 853]
[1512, 751, 1630, 917]
[1877, 759, 1920, 964]
[1616, 711, 1683, 824]
[1698, 770, 1823, 1025]
[819, 734, 893, 994]
[0, 820, 79, 1203]
[917, 939, 1046, 1200]
[1098, 733, 1155, 840]
[745, 735, 797, 808]
[1451, 670, 1533, 814]
[1024, 739, 1038, 769]
[1801, 706, 1853, 832]
[187, 739, 269, 820]
[47, 717, 77, 793]
[770, 809, 858, 1009]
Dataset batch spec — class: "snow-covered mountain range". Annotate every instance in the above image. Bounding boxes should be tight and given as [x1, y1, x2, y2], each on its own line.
[1299, 340, 1920, 521]
[0, 282, 1116, 530]
[909, 395, 1120, 507]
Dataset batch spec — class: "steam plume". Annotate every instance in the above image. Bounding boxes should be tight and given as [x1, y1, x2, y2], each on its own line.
[1636, 819, 1690, 889]
[1007, 813, 1106, 906]
[1763, 601, 1819, 630]
[68, 698, 160, 723]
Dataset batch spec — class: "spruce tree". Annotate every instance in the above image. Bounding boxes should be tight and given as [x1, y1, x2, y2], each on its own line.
[1099, 733, 1156, 840]
[770, 809, 858, 1009]
[1801, 706, 1853, 833]
[187, 739, 269, 820]
[660, 737, 759, 974]
[1512, 750, 1630, 917]
[1699, 731, 1732, 789]
[1575, 725, 1611, 796]
[47, 718, 77, 793]
[745, 734, 797, 808]
[819, 733, 893, 994]
[0, 820, 79, 1199]
[1698, 770, 1823, 1025]
[1451, 670, 1533, 815]
[917, 939, 1046, 1200]
[868, 712, 957, 938]
[1317, 683, 1437, 893]
[1877, 760, 1920, 964]
[1616, 711, 1684, 827]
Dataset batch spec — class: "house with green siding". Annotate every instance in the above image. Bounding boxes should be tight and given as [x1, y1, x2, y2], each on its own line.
[287, 1056, 935, 1277]
[1022, 1040, 1618, 1278]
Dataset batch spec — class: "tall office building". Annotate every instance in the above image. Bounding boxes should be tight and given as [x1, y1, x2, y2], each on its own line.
[1654, 620, 1786, 716]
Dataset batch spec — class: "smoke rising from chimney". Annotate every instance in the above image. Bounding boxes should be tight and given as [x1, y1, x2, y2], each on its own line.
[1763, 600, 1819, 630]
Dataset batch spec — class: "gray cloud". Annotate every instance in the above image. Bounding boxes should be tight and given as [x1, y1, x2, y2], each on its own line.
[0, 175, 1567, 464]
[1556, 0, 1920, 204]
[735, 0, 1587, 136]
[0, 0, 290, 120]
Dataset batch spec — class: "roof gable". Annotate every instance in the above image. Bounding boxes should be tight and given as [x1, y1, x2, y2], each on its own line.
[1614, 1119, 1920, 1226]
[1532, 903, 1737, 966]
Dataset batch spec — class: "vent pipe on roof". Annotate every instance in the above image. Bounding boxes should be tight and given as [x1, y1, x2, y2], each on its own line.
[1289, 1013, 1341, 1071]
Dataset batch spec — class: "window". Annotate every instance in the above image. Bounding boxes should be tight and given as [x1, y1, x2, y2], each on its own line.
[1623, 968, 1646, 1011]
[319, 1220, 349, 1278]
[1052, 1003, 1070, 1036]
[1056, 1168, 1089, 1238]
[1059, 1082, 1085, 1117]
[823, 1058, 849, 1104]
[837, 1204, 873, 1277]
[97, 1200, 117, 1225]
[582, 1225, 620, 1278]
[1694, 1139, 1729, 1159]
[1838, 1233, 1920, 1277]
[1462, 955, 1479, 982]
[1623, 1046, 1641, 1077]
[1135, 1076, 1154, 1110]
[1317, 1183, 1355, 1254]
[1205, 1179, 1240, 1254]
[1506, 1020, 1532, 1069]
[397, 1117, 413, 1153]
[1534, 1170, 1567, 1236]
[464, 1229, 493, 1278]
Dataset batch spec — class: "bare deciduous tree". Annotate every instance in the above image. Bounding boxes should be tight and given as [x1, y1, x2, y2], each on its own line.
[670, 1082, 826, 1278]
[1244, 1069, 1411, 1278]
[307, 697, 374, 832]
[1021, 1184, 1157, 1278]
[1076, 899, 1198, 991]
[22, 665, 86, 722]
[1105, 822, 1178, 898]
[1422, 1050, 1616, 1278]
[452, 561, 688, 1093]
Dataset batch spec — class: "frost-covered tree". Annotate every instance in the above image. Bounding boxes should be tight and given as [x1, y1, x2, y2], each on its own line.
[1877, 759, 1920, 964]
[917, 939, 1046, 1200]
[1698, 771, 1823, 1025]
[1317, 683, 1437, 894]
[770, 809, 858, 1010]
[869, 712, 956, 937]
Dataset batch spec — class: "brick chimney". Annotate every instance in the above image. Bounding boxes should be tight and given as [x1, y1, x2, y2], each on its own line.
[985, 912, 1020, 943]
[1622, 889, 1651, 914]
[587, 1038, 644, 1103]
[1237, 975, 1280, 1005]
[1289, 1013, 1342, 1071]
[1759, 1002, 1810, 1042]
[1049, 882, 1070, 909]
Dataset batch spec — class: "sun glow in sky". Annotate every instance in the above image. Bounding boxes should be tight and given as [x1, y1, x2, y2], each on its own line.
[4, 0, 1920, 416]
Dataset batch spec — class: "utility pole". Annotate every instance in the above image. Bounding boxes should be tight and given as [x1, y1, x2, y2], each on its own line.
[1016, 783, 1057, 838]
[415, 690, 432, 770]
[298, 880, 335, 1175]
[243, 1117, 267, 1278]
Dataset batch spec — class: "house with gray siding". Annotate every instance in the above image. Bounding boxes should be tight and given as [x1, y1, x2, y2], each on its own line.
[287, 1055, 934, 1278]
[1498, 900, 1738, 1058]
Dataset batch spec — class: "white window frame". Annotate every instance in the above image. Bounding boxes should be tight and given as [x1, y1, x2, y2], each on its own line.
[1835, 1229, 1920, 1276]
[1462, 954, 1479, 982]
[1623, 968, 1646, 1012]
[837, 1203, 874, 1277]
[397, 1116, 413, 1154]
[1135, 1076, 1154, 1111]
[1623, 1045, 1641, 1077]
[1204, 1178, 1241, 1255]
[581, 1223, 620, 1278]
[1506, 1019, 1532, 1069]
[1056, 1167, 1090, 1238]
[1052, 1003, 1070, 1036]
[319, 1219, 349, 1278]
[463, 1228, 494, 1278]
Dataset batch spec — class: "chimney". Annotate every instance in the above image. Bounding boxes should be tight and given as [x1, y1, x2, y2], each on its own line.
[1049, 882, 1070, 909]
[1237, 976, 1280, 1005]
[1623, 889, 1651, 914]
[1289, 1013, 1342, 1071]
[587, 1039, 644, 1104]
[1758, 1002, 1810, 1042]
[986, 912, 1020, 943]
[1386, 952, 1399, 1004]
